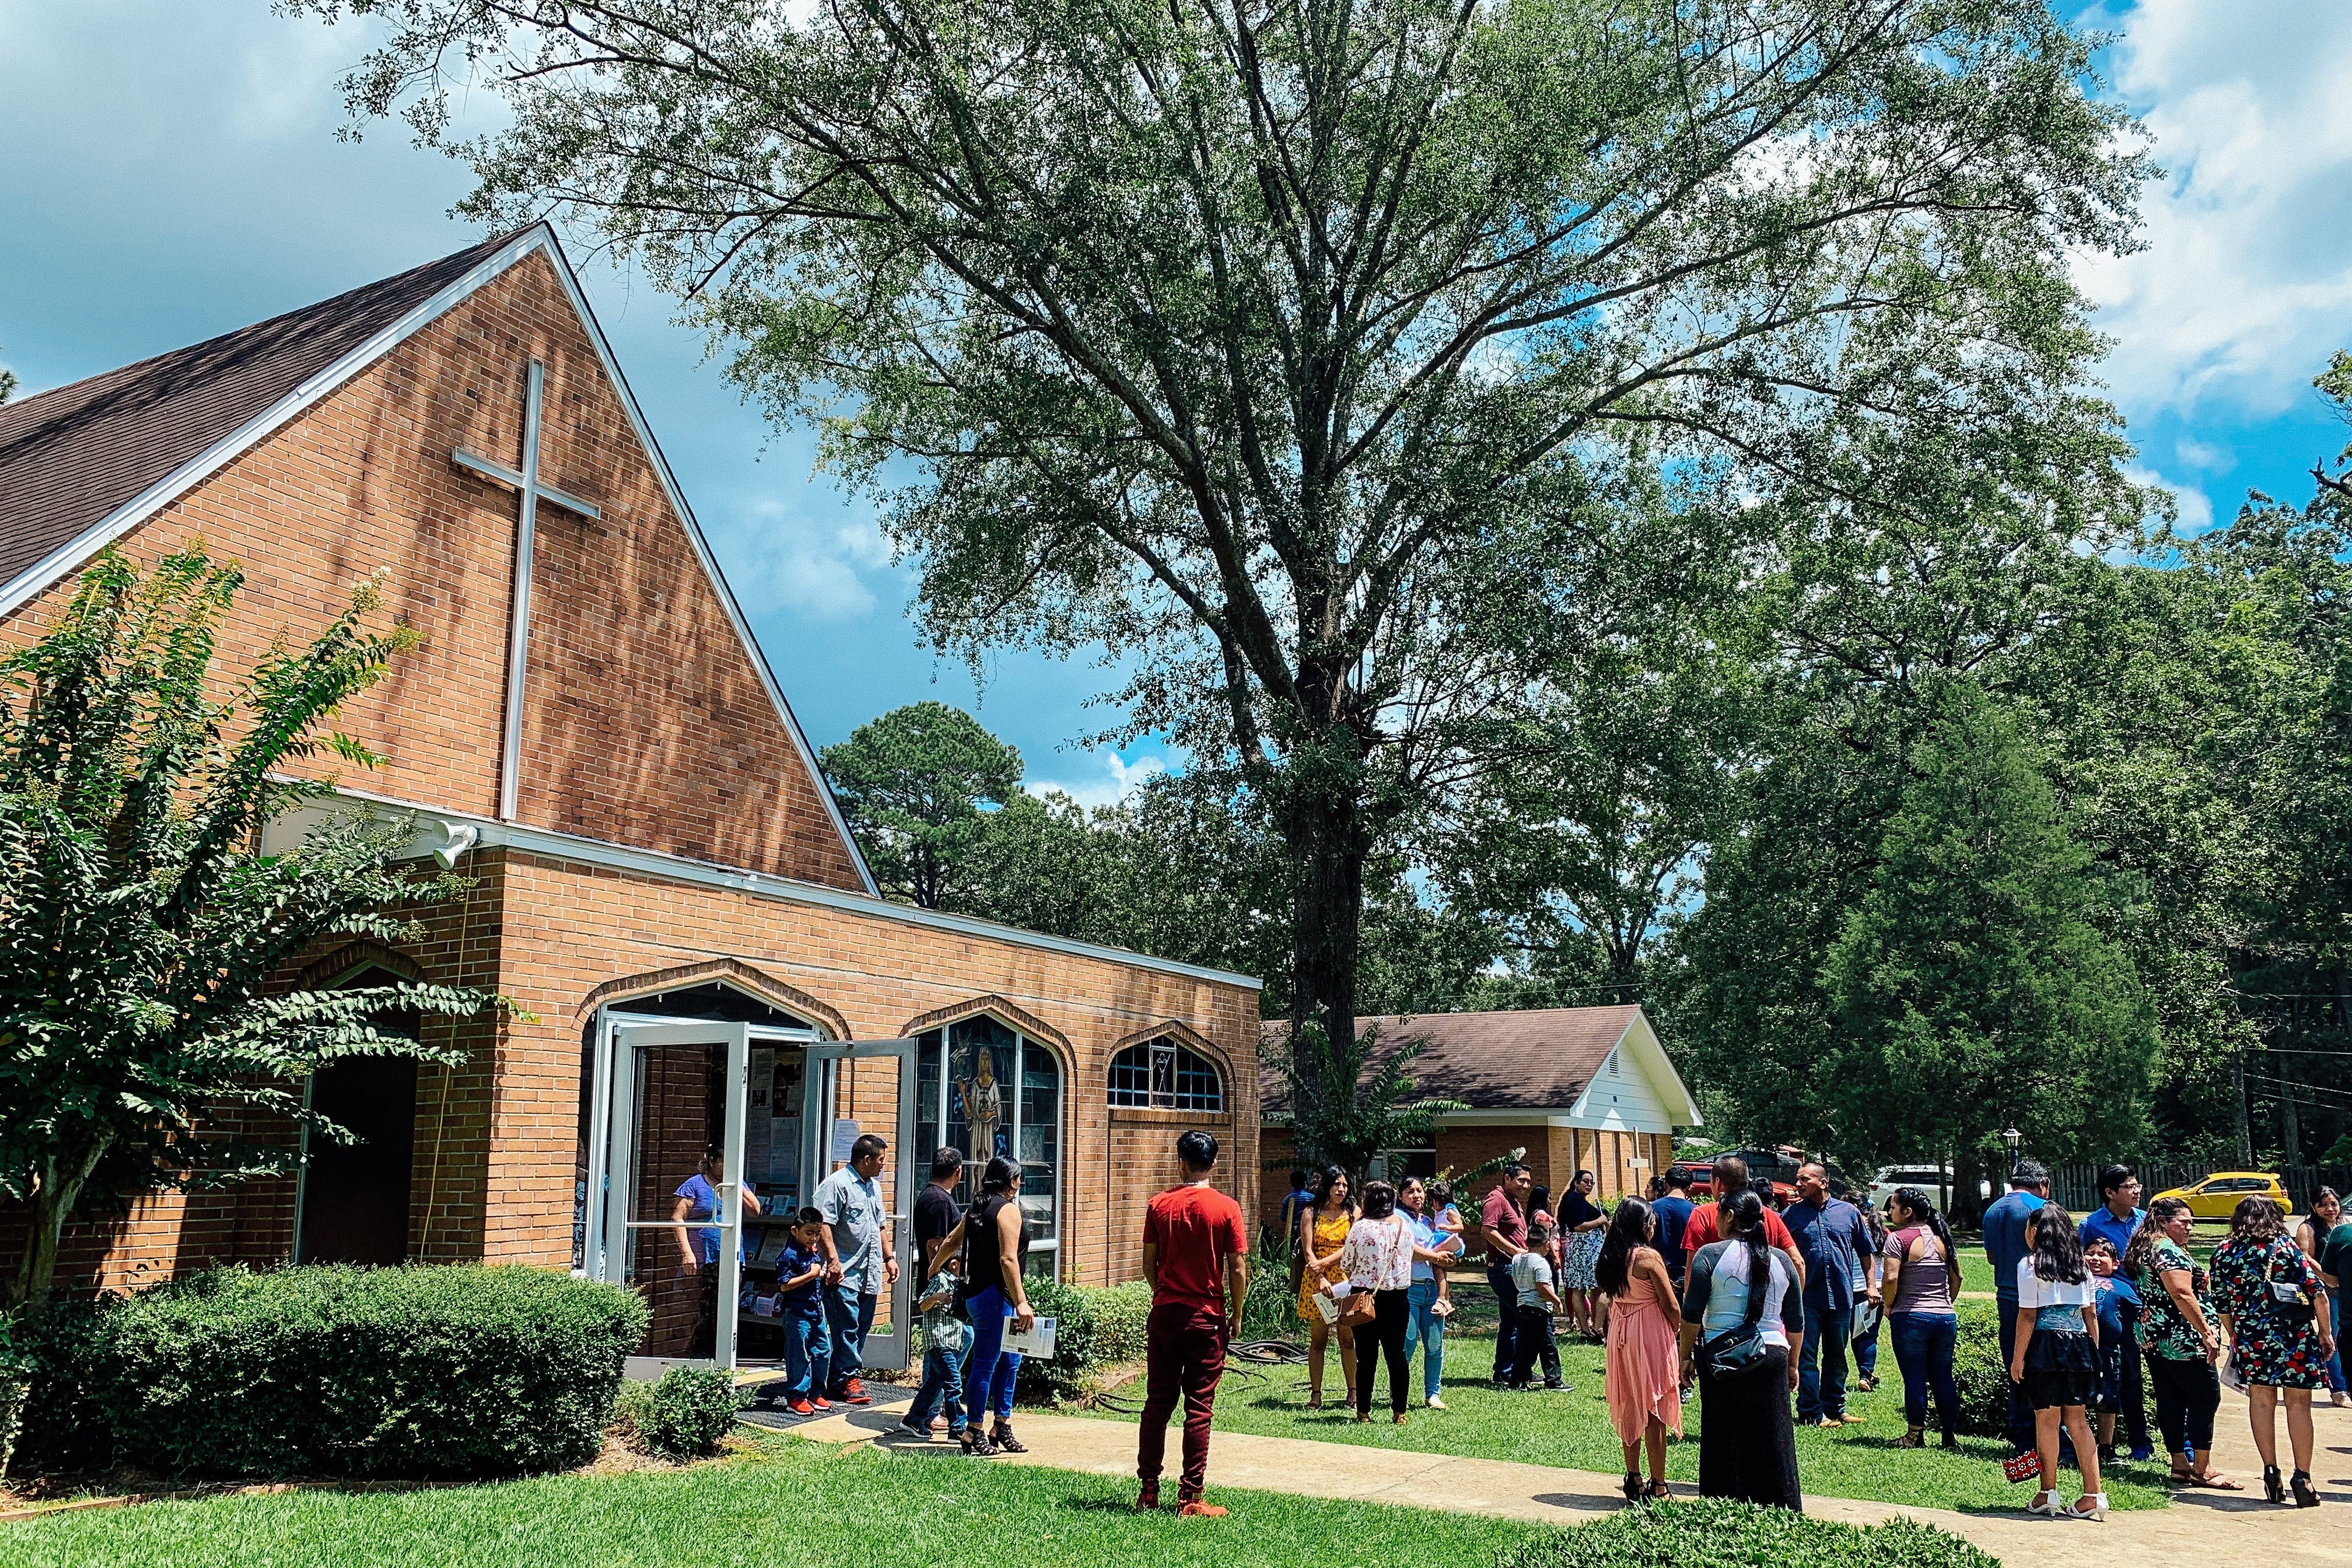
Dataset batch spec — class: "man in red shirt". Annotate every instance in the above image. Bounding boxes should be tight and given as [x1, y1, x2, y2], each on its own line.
[1136, 1130, 1250, 1517]
[1682, 1155, 1807, 1286]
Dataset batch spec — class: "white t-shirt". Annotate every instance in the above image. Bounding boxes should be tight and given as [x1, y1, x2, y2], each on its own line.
[1508, 1248, 1556, 1310]
[2017, 1261, 2095, 1328]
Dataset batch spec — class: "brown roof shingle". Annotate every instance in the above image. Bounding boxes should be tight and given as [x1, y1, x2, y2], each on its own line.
[0, 230, 522, 591]
[1259, 1005, 1644, 1115]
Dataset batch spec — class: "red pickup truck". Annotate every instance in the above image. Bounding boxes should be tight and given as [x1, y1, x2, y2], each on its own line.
[1666, 1147, 1809, 1208]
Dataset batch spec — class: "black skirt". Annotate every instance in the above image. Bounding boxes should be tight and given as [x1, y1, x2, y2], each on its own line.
[1698, 1344, 1803, 1511]
[2022, 1331, 2098, 1410]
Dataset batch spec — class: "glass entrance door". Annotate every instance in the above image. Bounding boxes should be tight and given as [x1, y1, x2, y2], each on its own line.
[802, 1038, 917, 1372]
[603, 1020, 751, 1369]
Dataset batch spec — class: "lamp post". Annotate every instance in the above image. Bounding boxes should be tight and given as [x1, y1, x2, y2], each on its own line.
[2002, 1126, 2022, 1178]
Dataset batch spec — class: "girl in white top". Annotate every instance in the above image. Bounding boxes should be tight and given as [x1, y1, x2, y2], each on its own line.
[2011, 1205, 2107, 1520]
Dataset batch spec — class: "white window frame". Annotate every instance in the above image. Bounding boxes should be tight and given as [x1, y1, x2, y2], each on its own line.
[920, 1020, 1064, 1279]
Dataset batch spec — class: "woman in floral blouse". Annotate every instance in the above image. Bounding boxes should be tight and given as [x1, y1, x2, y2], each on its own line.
[2122, 1197, 2236, 1490]
[2212, 1196, 2336, 1507]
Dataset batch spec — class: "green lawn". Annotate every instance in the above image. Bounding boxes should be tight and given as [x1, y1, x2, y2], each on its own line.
[1096, 1300, 2169, 1517]
[0, 1434, 1549, 1568]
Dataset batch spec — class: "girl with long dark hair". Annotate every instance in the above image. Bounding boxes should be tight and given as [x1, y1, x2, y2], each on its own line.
[956, 1154, 1034, 1456]
[2292, 1186, 2345, 1407]
[1295, 1165, 1357, 1408]
[1880, 1186, 1961, 1448]
[1556, 1170, 1608, 1339]
[1339, 1178, 1418, 1424]
[1678, 1190, 1803, 1510]
[2010, 1205, 2105, 1518]
[1598, 1198, 1682, 1501]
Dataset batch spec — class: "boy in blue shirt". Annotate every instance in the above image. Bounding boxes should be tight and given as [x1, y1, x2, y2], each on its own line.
[2084, 1237, 2141, 1464]
[775, 1208, 833, 1416]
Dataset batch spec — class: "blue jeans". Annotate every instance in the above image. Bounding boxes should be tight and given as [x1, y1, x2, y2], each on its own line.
[2326, 1292, 2345, 1394]
[1995, 1300, 2035, 1454]
[782, 1307, 831, 1399]
[824, 1285, 877, 1393]
[1797, 1301, 1854, 1422]
[961, 1283, 1023, 1427]
[908, 1339, 967, 1432]
[1888, 1311, 1959, 1434]
[1406, 1278, 1445, 1399]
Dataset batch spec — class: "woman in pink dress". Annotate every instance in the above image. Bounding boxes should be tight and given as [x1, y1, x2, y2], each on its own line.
[1598, 1196, 1685, 1502]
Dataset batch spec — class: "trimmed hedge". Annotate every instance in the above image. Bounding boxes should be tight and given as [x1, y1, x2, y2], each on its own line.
[614, 1366, 747, 1460]
[1951, 1303, 2009, 1438]
[1010, 1278, 1153, 1402]
[1498, 1496, 1996, 1568]
[40, 1264, 647, 1479]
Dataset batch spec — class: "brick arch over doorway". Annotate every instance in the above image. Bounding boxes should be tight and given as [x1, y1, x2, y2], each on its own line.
[577, 956, 848, 1040]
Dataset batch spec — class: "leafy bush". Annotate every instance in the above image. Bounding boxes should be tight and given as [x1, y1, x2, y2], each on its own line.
[1497, 1496, 1996, 1568]
[612, 1366, 746, 1460]
[1951, 1303, 2009, 1438]
[63, 1264, 646, 1479]
[5, 1301, 110, 1476]
[1015, 1278, 1153, 1402]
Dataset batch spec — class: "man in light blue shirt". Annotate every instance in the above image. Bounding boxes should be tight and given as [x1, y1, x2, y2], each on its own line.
[1982, 1157, 2049, 1457]
[812, 1133, 898, 1406]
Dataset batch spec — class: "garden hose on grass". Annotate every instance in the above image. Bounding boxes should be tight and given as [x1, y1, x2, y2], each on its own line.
[1086, 1339, 1308, 1414]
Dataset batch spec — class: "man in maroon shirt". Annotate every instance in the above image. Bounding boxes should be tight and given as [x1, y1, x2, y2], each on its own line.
[1136, 1130, 1250, 1516]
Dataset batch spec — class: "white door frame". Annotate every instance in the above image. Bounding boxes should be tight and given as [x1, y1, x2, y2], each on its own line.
[804, 1038, 918, 1372]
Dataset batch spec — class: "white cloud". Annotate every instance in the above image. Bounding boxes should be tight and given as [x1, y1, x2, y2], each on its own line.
[2076, 0, 2352, 417]
[1027, 751, 1166, 810]
[701, 501, 895, 623]
[2127, 464, 2216, 536]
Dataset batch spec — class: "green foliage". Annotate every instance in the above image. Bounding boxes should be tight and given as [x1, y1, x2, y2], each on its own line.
[1496, 1496, 1997, 1568]
[0, 549, 499, 1307]
[612, 1367, 748, 1461]
[1821, 681, 2160, 1167]
[820, 701, 1023, 909]
[27, 1264, 646, 1480]
[1267, 1021, 1467, 1181]
[1951, 1305, 2011, 1440]
[1016, 1277, 1153, 1402]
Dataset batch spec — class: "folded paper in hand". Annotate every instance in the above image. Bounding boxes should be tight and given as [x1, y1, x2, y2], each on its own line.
[1002, 1314, 1058, 1357]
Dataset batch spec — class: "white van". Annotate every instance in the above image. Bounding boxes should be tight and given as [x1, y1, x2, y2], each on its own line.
[1864, 1165, 1990, 1212]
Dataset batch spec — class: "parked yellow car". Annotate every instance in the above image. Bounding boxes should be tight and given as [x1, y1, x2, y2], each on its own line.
[2151, 1171, 2290, 1219]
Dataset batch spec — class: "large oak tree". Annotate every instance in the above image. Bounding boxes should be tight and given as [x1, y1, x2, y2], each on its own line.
[298, 0, 2146, 1069]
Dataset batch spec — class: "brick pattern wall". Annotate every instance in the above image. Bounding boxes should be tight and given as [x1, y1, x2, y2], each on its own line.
[0, 250, 866, 891]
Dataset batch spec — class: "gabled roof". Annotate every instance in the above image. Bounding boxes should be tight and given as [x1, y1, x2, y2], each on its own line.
[0, 226, 878, 897]
[1259, 1006, 1699, 1123]
[0, 232, 518, 591]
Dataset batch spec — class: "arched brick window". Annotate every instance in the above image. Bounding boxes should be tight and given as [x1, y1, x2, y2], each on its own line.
[1107, 1037, 1224, 1112]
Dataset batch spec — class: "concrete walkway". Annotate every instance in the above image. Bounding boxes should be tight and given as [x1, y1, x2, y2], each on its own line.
[754, 1382, 2348, 1568]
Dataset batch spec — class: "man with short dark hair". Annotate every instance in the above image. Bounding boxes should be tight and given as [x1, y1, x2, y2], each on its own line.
[1137, 1130, 1248, 1517]
[1983, 1156, 2050, 1463]
[1787, 1163, 1873, 1427]
[812, 1132, 897, 1406]
[2078, 1164, 2150, 1459]
[1653, 1170, 1695, 1287]
[1481, 1163, 1535, 1383]
[1278, 1168, 1316, 1298]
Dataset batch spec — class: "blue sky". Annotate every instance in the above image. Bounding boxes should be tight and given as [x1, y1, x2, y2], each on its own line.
[2, 2, 2347, 800]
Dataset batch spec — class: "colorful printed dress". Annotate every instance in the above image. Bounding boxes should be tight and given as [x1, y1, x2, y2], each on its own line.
[2212, 1232, 2330, 1389]
[2137, 1237, 2212, 1363]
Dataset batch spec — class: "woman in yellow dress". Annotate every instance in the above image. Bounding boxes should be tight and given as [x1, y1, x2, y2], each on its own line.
[1296, 1166, 1359, 1409]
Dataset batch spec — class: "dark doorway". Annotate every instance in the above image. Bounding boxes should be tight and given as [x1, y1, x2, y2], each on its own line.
[297, 1049, 419, 1267]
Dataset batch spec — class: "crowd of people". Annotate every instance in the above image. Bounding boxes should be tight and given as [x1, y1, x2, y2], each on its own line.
[1281, 1150, 2343, 1518]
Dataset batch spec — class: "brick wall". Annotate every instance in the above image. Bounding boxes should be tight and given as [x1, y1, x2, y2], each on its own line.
[0, 250, 866, 891]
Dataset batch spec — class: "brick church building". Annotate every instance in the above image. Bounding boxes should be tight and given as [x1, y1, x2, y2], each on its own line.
[0, 226, 1261, 1370]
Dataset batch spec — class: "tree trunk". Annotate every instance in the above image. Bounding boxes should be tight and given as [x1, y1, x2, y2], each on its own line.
[2234, 1052, 2253, 1168]
[1281, 770, 1371, 1123]
[7, 1136, 108, 1310]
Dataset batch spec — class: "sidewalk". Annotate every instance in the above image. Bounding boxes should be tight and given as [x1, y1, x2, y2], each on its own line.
[757, 1385, 2347, 1568]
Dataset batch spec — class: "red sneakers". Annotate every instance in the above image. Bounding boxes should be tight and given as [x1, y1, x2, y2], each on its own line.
[1178, 1500, 1228, 1518]
[835, 1378, 873, 1407]
[809, 1395, 832, 1412]
[786, 1398, 816, 1416]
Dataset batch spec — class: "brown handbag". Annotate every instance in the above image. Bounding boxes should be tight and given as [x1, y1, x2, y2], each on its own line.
[1338, 1286, 1376, 1326]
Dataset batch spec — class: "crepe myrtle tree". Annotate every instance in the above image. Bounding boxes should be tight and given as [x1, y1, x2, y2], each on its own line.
[291, 0, 2150, 1107]
[0, 550, 502, 1309]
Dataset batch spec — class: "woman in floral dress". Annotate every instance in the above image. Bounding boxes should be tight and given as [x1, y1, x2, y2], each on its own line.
[2212, 1196, 2336, 1507]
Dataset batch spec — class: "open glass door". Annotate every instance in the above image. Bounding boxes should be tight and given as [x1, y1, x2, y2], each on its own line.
[802, 1038, 917, 1372]
[603, 1020, 751, 1370]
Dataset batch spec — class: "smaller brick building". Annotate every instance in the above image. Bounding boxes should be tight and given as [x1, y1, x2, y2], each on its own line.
[0, 228, 1259, 1373]
[1258, 1007, 1700, 1234]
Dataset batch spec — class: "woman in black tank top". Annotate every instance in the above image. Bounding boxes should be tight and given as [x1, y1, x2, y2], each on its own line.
[958, 1156, 1036, 1454]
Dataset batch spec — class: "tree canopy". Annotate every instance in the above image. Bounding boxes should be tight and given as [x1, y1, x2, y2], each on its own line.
[819, 699, 1023, 908]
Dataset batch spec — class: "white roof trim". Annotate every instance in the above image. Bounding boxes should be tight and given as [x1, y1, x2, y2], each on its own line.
[311, 779, 1263, 991]
[0, 224, 882, 898]
[1565, 1012, 1703, 1129]
[0, 228, 548, 620]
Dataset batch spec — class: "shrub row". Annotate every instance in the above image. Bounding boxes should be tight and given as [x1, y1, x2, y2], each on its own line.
[13, 1264, 646, 1479]
[1499, 1496, 1997, 1568]
[1013, 1278, 1152, 1402]
[613, 1366, 746, 1460]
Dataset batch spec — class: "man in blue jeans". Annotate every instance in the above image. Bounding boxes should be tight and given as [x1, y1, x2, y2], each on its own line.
[1982, 1158, 2050, 1462]
[812, 1133, 898, 1407]
[1786, 1162, 1873, 1426]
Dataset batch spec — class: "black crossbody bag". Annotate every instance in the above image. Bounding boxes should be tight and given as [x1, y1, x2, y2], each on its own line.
[1696, 1247, 1776, 1380]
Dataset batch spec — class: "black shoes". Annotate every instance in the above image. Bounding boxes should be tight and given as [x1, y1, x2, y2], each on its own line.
[2263, 1465, 2284, 1504]
[2290, 1470, 2319, 1508]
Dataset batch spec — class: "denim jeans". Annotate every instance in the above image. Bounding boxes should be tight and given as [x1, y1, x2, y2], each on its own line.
[1888, 1310, 1959, 1434]
[907, 1339, 967, 1432]
[782, 1307, 831, 1399]
[1797, 1301, 1854, 1422]
[1406, 1278, 1446, 1400]
[961, 1283, 1023, 1427]
[2327, 1291, 2346, 1395]
[823, 1285, 877, 1393]
[1507, 1306, 1561, 1387]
